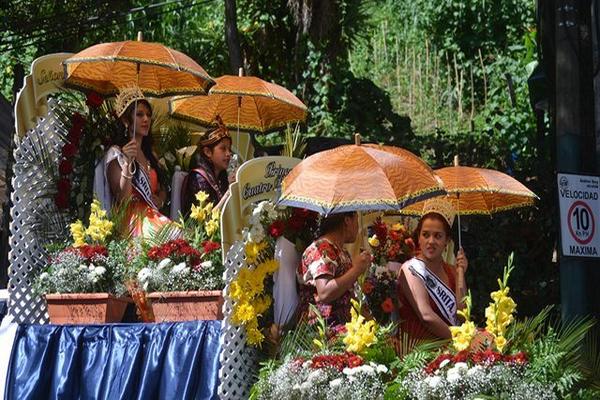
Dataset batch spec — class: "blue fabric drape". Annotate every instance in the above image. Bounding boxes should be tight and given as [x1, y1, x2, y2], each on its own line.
[5, 321, 221, 400]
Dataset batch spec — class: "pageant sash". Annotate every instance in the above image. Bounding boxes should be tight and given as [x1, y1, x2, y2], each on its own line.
[407, 258, 458, 325]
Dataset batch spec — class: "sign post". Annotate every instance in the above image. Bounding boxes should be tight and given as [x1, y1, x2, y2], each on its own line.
[558, 173, 600, 258]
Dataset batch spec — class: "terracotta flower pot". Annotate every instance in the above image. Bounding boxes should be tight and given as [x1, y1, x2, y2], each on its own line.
[45, 293, 131, 324]
[147, 290, 224, 322]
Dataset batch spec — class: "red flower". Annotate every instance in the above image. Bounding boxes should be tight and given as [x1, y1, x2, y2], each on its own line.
[268, 220, 285, 238]
[54, 191, 70, 209]
[202, 240, 221, 254]
[59, 159, 73, 175]
[362, 281, 374, 294]
[86, 91, 104, 108]
[78, 244, 108, 259]
[404, 237, 415, 251]
[57, 178, 71, 192]
[424, 353, 453, 374]
[62, 143, 77, 158]
[381, 297, 394, 313]
[471, 349, 503, 365]
[452, 350, 469, 363]
[504, 351, 528, 365]
[310, 352, 363, 371]
[71, 112, 86, 128]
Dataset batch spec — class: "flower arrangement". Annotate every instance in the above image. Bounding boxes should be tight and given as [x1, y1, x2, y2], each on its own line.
[251, 301, 396, 400]
[361, 265, 398, 324]
[135, 191, 224, 292]
[368, 217, 415, 267]
[34, 199, 128, 296]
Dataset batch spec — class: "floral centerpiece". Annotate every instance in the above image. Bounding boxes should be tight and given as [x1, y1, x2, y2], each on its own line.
[251, 300, 396, 400]
[34, 199, 131, 323]
[361, 265, 398, 325]
[133, 191, 225, 321]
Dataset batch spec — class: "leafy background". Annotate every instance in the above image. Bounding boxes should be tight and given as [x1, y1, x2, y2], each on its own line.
[0, 0, 569, 319]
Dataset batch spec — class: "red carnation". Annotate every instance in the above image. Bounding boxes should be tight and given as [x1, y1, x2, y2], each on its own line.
[57, 178, 71, 192]
[62, 143, 77, 158]
[202, 240, 220, 254]
[381, 297, 394, 313]
[452, 350, 469, 363]
[59, 159, 73, 175]
[268, 220, 285, 238]
[78, 244, 108, 259]
[86, 91, 103, 108]
[425, 353, 453, 374]
[54, 191, 69, 209]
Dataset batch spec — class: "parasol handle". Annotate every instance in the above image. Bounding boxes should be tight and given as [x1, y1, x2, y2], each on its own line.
[354, 133, 361, 145]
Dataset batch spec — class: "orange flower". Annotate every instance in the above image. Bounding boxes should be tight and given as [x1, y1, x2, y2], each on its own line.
[381, 297, 394, 313]
[362, 281, 374, 294]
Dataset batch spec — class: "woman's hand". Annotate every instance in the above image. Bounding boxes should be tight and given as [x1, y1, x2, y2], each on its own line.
[456, 247, 468, 273]
[121, 139, 137, 163]
[352, 250, 372, 275]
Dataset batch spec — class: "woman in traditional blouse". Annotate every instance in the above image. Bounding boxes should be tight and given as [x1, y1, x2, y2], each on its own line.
[297, 212, 372, 326]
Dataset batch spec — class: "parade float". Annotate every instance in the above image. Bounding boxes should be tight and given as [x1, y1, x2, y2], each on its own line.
[2, 36, 599, 400]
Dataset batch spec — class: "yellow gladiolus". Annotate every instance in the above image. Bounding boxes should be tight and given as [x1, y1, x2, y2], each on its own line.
[195, 191, 210, 205]
[190, 204, 206, 222]
[70, 220, 86, 247]
[344, 300, 377, 353]
[450, 321, 476, 351]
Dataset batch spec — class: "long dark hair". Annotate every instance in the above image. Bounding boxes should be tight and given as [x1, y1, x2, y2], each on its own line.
[117, 99, 164, 182]
[412, 212, 453, 248]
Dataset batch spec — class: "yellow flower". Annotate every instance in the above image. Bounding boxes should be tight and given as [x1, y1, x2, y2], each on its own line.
[195, 191, 210, 205]
[245, 241, 267, 264]
[190, 204, 206, 222]
[246, 321, 265, 347]
[343, 300, 378, 354]
[368, 235, 380, 248]
[232, 302, 256, 324]
[450, 321, 476, 351]
[70, 220, 86, 247]
[205, 219, 219, 237]
[229, 280, 246, 301]
[202, 202, 214, 217]
[390, 223, 404, 232]
[495, 335, 507, 352]
[252, 295, 272, 315]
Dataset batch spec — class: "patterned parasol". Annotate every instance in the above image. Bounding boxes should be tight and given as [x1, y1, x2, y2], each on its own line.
[169, 71, 307, 133]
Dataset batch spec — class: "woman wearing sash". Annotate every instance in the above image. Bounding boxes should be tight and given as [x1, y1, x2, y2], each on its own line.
[397, 199, 468, 339]
[105, 86, 172, 238]
[297, 212, 372, 326]
[181, 119, 232, 216]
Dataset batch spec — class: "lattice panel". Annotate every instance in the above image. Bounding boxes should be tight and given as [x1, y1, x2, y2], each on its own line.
[218, 241, 258, 400]
[8, 100, 70, 324]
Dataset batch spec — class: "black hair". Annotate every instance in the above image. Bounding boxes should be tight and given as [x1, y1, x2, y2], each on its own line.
[318, 212, 356, 236]
[412, 212, 453, 248]
[117, 100, 164, 183]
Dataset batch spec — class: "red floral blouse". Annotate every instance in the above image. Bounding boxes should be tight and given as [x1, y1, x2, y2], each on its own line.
[297, 238, 354, 325]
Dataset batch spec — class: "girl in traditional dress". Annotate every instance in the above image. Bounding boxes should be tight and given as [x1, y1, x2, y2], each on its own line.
[297, 212, 372, 326]
[105, 86, 174, 238]
[181, 119, 232, 215]
[397, 198, 468, 339]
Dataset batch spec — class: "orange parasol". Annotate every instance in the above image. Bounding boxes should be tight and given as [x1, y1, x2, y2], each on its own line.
[169, 70, 307, 133]
[63, 33, 215, 97]
[278, 137, 445, 215]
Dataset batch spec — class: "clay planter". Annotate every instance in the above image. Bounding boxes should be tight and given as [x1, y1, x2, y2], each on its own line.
[147, 291, 224, 322]
[45, 293, 131, 324]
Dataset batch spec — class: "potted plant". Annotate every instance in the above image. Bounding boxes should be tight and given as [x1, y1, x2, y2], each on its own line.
[35, 199, 132, 324]
[133, 191, 225, 321]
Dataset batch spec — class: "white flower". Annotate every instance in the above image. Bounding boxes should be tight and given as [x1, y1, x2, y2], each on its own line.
[94, 266, 106, 276]
[427, 375, 442, 388]
[343, 367, 354, 376]
[171, 262, 189, 274]
[329, 378, 342, 388]
[78, 264, 87, 271]
[467, 365, 483, 376]
[302, 360, 312, 368]
[374, 266, 388, 277]
[375, 364, 388, 374]
[39, 272, 49, 280]
[88, 264, 96, 271]
[157, 258, 172, 270]
[454, 362, 468, 371]
[137, 267, 152, 282]
[439, 359, 451, 369]
[200, 260, 212, 268]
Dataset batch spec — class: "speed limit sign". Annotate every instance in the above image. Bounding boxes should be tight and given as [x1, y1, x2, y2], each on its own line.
[558, 173, 600, 258]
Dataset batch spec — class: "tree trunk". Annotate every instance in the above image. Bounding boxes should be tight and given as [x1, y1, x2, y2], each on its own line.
[224, 0, 243, 74]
